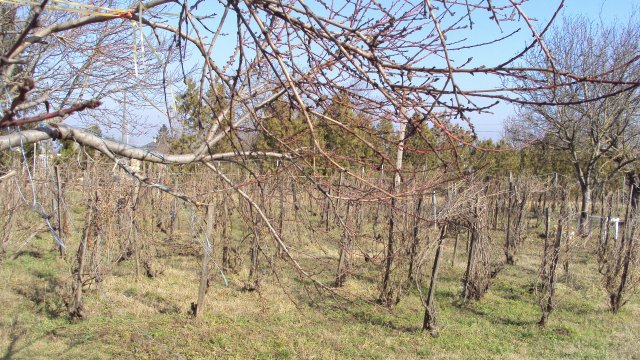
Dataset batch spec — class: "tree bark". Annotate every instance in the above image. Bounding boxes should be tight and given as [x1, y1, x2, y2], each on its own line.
[407, 194, 424, 283]
[505, 173, 514, 264]
[194, 205, 215, 317]
[335, 202, 352, 287]
[579, 182, 592, 235]
[67, 191, 97, 320]
[379, 120, 406, 306]
[539, 191, 567, 327]
[423, 225, 447, 335]
[54, 165, 65, 256]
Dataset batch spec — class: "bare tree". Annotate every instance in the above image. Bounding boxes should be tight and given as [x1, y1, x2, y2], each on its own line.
[1, 1, 640, 309]
[3, 1, 637, 173]
[506, 15, 640, 234]
[539, 187, 568, 327]
[600, 181, 640, 313]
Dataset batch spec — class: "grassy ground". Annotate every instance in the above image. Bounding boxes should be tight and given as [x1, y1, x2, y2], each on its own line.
[1, 221, 639, 359]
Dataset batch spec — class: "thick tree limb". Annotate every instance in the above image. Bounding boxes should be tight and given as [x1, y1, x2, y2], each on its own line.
[0, 100, 102, 128]
[0, 124, 291, 164]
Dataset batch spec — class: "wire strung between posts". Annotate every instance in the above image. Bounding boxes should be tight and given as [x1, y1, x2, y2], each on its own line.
[13, 125, 66, 250]
[188, 206, 229, 287]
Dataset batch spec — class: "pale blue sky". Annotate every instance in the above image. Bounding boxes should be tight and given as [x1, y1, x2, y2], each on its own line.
[465, 0, 639, 139]
[109, 0, 638, 144]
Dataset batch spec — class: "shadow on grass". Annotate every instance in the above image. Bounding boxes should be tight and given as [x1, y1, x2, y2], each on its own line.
[1, 318, 26, 360]
[11, 250, 42, 261]
[338, 304, 423, 332]
[455, 302, 538, 327]
[0, 317, 51, 360]
[12, 264, 68, 320]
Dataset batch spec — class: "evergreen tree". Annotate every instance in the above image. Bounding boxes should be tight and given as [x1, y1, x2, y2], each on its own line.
[317, 91, 377, 170]
[253, 98, 307, 152]
[174, 78, 238, 153]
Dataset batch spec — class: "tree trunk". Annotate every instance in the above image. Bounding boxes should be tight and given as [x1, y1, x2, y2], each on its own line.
[128, 182, 141, 279]
[276, 174, 285, 258]
[407, 194, 424, 283]
[193, 205, 215, 318]
[505, 173, 514, 264]
[221, 199, 230, 272]
[247, 207, 261, 291]
[610, 184, 637, 313]
[379, 120, 406, 306]
[462, 196, 490, 301]
[539, 191, 567, 327]
[335, 202, 352, 287]
[451, 230, 459, 267]
[380, 197, 396, 305]
[627, 173, 640, 211]
[422, 225, 447, 335]
[462, 227, 475, 302]
[67, 192, 97, 320]
[54, 166, 65, 256]
[579, 182, 591, 236]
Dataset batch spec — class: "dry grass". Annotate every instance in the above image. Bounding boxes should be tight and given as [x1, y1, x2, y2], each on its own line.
[1, 219, 640, 359]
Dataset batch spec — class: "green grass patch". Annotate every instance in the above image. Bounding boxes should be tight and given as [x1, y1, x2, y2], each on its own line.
[1, 221, 639, 359]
